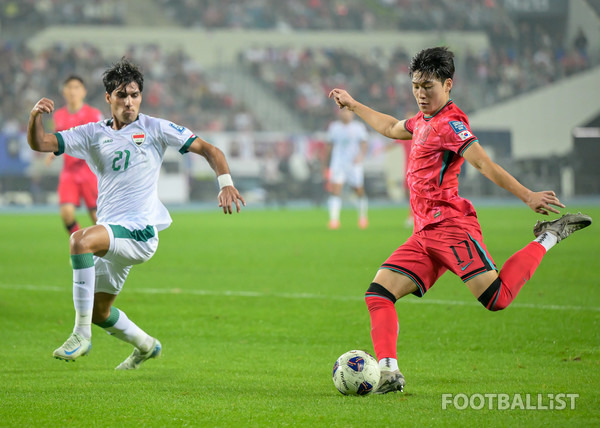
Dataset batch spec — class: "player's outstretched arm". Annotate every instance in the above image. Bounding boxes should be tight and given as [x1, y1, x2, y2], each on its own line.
[464, 141, 564, 215]
[328, 88, 412, 140]
[187, 137, 246, 214]
[27, 98, 59, 153]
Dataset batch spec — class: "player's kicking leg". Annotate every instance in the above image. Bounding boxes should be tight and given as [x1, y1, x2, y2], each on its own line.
[474, 212, 592, 312]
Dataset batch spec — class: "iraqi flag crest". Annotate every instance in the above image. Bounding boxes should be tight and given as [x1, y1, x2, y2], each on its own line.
[132, 133, 145, 146]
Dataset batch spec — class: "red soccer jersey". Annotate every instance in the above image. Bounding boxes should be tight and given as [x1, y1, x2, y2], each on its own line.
[53, 104, 102, 171]
[404, 100, 478, 232]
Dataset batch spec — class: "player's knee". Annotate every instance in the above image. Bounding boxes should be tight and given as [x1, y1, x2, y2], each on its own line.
[69, 229, 87, 253]
[477, 277, 504, 311]
[365, 282, 397, 307]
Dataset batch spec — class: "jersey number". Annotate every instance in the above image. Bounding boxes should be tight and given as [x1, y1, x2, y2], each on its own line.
[450, 240, 473, 265]
[112, 150, 131, 171]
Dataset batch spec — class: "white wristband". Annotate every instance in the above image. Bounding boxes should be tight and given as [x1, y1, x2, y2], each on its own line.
[217, 174, 233, 189]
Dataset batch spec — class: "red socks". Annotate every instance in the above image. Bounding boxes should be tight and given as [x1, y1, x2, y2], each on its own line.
[365, 283, 399, 360]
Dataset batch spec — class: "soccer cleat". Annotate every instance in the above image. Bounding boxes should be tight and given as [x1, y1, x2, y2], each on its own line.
[358, 217, 369, 229]
[53, 332, 92, 361]
[328, 219, 340, 230]
[533, 212, 592, 242]
[374, 369, 406, 394]
[115, 338, 162, 370]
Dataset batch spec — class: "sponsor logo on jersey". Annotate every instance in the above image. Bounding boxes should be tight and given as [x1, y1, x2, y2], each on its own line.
[132, 133, 145, 146]
[169, 123, 185, 134]
[450, 121, 472, 141]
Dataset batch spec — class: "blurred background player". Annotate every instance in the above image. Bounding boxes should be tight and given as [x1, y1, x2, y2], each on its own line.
[325, 108, 369, 229]
[330, 46, 592, 394]
[46, 75, 102, 234]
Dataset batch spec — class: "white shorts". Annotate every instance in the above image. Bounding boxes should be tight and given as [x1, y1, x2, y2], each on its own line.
[330, 163, 364, 188]
[94, 223, 159, 295]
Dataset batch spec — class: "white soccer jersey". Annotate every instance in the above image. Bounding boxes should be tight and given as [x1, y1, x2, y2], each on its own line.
[327, 120, 368, 169]
[55, 113, 196, 231]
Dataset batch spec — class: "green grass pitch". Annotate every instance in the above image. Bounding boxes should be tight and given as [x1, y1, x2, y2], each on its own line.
[0, 205, 599, 427]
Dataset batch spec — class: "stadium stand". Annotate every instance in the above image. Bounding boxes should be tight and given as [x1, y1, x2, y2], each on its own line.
[0, 0, 598, 204]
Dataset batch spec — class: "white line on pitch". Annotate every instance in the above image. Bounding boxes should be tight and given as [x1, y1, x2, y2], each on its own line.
[2, 282, 600, 312]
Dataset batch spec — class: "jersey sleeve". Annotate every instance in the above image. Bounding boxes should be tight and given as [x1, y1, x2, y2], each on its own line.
[404, 116, 416, 134]
[442, 119, 478, 157]
[54, 123, 95, 160]
[157, 119, 197, 154]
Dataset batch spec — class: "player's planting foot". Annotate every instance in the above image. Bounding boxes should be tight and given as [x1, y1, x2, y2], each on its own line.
[328, 219, 340, 230]
[115, 338, 162, 370]
[358, 217, 369, 229]
[533, 212, 592, 242]
[53, 332, 92, 361]
[374, 369, 405, 394]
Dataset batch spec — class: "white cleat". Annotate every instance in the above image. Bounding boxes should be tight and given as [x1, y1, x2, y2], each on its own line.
[53, 332, 92, 362]
[115, 338, 162, 370]
[374, 369, 406, 394]
[533, 212, 592, 242]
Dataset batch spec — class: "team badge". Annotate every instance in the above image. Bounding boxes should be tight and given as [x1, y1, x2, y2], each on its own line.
[132, 133, 145, 146]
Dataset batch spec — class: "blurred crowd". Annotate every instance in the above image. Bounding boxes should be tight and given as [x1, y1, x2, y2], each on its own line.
[0, 0, 595, 134]
[0, 0, 125, 31]
[241, 21, 593, 131]
[0, 42, 258, 134]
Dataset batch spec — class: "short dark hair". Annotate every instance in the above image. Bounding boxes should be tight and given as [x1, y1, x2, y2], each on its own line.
[63, 75, 85, 87]
[409, 47, 455, 82]
[102, 57, 144, 94]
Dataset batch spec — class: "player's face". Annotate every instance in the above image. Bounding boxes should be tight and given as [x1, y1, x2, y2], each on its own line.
[62, 80, 86, 110]
[411, 72, 452, 116]
[106, 81, 142, 127]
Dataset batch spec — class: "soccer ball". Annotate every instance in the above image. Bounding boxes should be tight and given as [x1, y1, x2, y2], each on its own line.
[332, 350, 380, 396]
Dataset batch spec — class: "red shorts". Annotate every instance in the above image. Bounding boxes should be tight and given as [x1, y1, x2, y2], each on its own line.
[58, 168, 98, 209]
[380, 215, 497, 297]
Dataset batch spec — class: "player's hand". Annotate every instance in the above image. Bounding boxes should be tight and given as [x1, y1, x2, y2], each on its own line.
[526, 190, 565, 215]
[218, 186, 246, 214]
[329, 88, 355, 110]
[31, 98, 54, 117]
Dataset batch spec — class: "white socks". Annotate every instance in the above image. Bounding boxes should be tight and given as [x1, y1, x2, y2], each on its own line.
[99, 307, 153, 352]
[358, 196, 368, 219]
[71, 253, 95, 339]
[379, 357, 399, 372]
[534, 232, 558, 252]
[328, 195, 342, 222]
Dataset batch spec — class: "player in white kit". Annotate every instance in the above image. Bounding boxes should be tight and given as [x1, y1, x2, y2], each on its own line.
[325, 109, 369, 229]
[27, 59, 245, 369]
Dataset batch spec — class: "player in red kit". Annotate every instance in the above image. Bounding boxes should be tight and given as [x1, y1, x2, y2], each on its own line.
[46, 76, 102, 234]
[329, 47, 592, 394]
